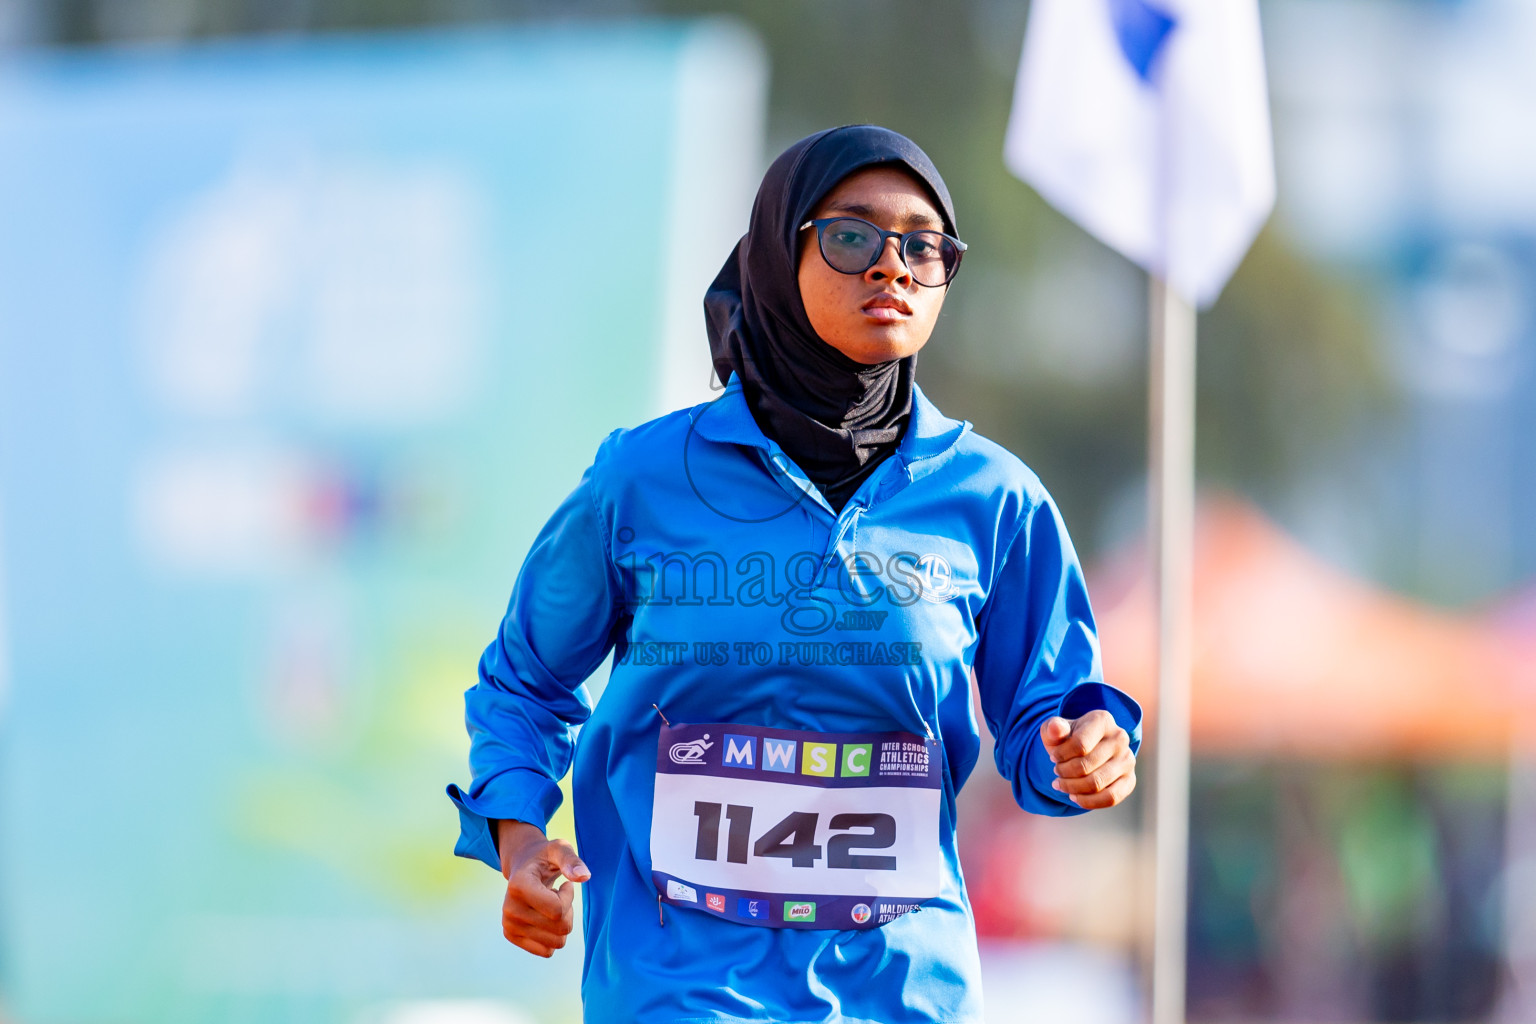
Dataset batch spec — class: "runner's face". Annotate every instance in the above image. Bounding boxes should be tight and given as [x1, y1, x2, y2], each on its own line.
[796, 167, 949, 365]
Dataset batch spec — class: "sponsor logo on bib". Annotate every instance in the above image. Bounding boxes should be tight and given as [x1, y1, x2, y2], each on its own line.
[665, 879, 698, 902]
[784, 901, 816, 923]
[669, 734, 713, 765]
[706, 892, 726, 912]
[851, 903, 872, 925]
[738, 898, 769, 920]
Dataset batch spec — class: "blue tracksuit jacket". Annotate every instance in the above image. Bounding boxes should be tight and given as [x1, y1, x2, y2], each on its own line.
[448, 371, 1142, 1023]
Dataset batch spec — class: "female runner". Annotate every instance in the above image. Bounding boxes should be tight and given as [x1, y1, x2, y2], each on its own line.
[449, 124, 1142, 1023]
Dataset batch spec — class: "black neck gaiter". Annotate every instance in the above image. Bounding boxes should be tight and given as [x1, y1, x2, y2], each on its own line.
[703, 125, 958, 514]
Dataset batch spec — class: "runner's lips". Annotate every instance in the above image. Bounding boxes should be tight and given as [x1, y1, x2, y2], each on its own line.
[862, 294, 913, 317]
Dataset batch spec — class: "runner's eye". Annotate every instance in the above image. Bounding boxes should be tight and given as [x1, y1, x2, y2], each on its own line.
[906, 237, 939, 260]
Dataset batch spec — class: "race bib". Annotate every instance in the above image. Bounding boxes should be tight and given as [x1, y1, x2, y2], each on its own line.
[650, 722, 942, 930]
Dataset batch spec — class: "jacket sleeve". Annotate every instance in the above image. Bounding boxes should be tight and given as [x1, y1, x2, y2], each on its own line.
[972, 490, 1143, 817]
[446, 456, 623, 870]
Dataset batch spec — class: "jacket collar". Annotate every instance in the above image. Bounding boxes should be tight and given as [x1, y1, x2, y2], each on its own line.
[690, 370, 969, 470]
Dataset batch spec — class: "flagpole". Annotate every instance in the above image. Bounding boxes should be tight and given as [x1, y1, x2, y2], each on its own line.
[1002, 5, 1272, 1018]
[1149, 274, 1196, 1024]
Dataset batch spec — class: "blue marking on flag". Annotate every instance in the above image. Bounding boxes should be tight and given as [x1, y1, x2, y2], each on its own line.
[1107, 0, 1178, 82]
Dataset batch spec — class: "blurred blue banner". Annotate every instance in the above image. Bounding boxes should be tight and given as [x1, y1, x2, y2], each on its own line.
[0, 22, 763, 1024]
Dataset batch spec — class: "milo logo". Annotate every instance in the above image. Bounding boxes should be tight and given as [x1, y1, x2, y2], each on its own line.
[783, 901, 816, 922]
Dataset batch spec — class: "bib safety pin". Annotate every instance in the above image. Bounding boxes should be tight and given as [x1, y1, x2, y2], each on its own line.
[652, 703, 671, 727]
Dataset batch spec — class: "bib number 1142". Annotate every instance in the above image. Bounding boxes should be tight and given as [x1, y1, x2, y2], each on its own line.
[692, 801, 897, 871]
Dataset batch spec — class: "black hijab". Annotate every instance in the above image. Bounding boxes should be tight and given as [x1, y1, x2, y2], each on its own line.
[704, 125, 958, 515]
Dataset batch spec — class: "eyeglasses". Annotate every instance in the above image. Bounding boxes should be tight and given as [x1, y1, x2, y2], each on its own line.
[799, 216, 967, 287]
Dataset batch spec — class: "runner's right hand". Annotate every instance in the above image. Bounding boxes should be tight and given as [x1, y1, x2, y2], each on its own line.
[497, 819, 590, 958]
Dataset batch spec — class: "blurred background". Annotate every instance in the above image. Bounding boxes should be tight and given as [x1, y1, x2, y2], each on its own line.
[0, 1, 1532, 1022]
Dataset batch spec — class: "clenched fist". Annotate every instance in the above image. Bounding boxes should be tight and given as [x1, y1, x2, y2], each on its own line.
[496, 819, 590, 958]
[1040, 709, 1137, 810]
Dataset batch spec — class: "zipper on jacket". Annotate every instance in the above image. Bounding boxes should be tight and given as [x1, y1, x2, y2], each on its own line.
[816, 504, 864, 588]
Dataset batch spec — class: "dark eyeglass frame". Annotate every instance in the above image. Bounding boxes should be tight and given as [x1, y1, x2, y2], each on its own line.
[798, 216, 968, 287]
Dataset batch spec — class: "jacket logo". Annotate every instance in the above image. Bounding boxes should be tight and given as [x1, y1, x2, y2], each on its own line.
[669, 734, 713, 765]
[916, 553, 956, 603]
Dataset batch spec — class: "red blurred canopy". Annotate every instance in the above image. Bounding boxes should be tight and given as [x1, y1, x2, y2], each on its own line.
[1090, 496, 1535, 760]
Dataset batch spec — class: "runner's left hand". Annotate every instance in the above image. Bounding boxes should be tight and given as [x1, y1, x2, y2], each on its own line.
[1040, 710, 1136, 809]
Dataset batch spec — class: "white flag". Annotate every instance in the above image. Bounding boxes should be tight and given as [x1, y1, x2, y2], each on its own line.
[1004, 0, 1275, 308]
